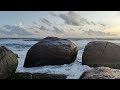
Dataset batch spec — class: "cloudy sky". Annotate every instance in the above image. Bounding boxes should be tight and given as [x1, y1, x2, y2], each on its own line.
[1, 11, 120, 38]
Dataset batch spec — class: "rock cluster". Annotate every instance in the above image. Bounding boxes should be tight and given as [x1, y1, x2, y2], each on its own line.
[81, 41, 120, 79]
[2, 37, 120, 79]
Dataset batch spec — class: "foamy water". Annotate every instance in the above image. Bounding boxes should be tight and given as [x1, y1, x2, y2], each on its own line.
[1, 38, 120, 79]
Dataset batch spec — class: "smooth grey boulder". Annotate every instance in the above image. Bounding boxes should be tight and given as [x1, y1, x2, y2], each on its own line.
[24, 37, 78, 67]
[82, 41, 120, 69]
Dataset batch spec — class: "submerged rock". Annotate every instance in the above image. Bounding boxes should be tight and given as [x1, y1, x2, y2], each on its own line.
[80, 67, 120, 79]
[24, 37, 78, 67]
[82, 41, 120, 69]
[0, 46, 18, 79]
[10, 72, 67, 79]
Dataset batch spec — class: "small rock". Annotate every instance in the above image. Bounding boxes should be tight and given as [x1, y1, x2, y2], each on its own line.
[80, 67, 120, 79]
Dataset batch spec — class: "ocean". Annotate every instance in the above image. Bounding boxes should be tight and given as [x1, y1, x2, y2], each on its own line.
[1, 38, 120, 79]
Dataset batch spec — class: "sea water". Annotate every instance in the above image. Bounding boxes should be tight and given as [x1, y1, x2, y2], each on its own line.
[1, 38, 120, 79]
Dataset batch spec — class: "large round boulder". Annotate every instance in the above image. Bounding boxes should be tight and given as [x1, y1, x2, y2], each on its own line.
[82, 41, 120, 69]
[24, 37, 78, 67]
[0, 46, 18, 79]
[80, 67, 120, 79]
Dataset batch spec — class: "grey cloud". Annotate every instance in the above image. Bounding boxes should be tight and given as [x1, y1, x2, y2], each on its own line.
[3, 25, 11, 29]
[59, 11, 92, 26]
[29, 27, 35, 30]
[83, 29, 117, 36]
[37, 25, 64, 34]
[39, 26, 50, 31]
[33, 25, 65, 34]
[91, 21, 97, 25]
[32, 17, 65, 34]
[49, 12, 58, 17]
[87, 21, 107, 27]
[52, 26, 64, 34]
[87, 21, 108, 31]
[80, 18, 90, 25]
[3, 25, 33, 36]
[99, 23, 106, 27]
[70, 28, 75, 31]
[79, 28, 82, 30]
[34, 31, 40, 33]
[32, 21, 38, 25]
[59, 11, 81, 26]
[0, 28, 10, 35]
[58, 11, 108, 29]
[41, 18, 52, 26]
[31, 26, 41, 29]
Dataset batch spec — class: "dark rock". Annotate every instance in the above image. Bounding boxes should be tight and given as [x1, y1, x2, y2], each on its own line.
[15, 53, 19, 58]
[10, 72, 31, 79]
[80, 67, 120, 79]
[82, 41, 120, 69]
[32, 73, 67, 79]
[10, 72, 67, 79]
[0, 46, 18, 79]
[24, 37, 78, 67]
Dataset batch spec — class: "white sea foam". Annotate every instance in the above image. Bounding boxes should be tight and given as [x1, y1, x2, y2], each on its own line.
[1, 38, 120, 79]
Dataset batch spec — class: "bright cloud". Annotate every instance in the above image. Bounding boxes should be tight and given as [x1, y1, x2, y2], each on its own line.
[0, 11, 120, 38]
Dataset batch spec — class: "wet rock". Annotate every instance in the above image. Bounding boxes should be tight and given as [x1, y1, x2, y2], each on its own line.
[82, 41, 120, 69]
[24, 37, 78, 67]
[10, 72, 67, 79]
[80, 67, 120, 79]
[0, 46, 18, 79]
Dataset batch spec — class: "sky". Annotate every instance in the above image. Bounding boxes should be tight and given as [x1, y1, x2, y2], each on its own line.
[1, 11, 120, 38]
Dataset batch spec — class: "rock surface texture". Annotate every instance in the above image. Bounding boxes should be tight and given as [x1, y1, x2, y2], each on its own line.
[24, 37, 78, 67]
[0, 46, 18, 79]
[10, 72, 67, 79]
[80, 67, 120, 79]
[82, 41, 120, 69]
